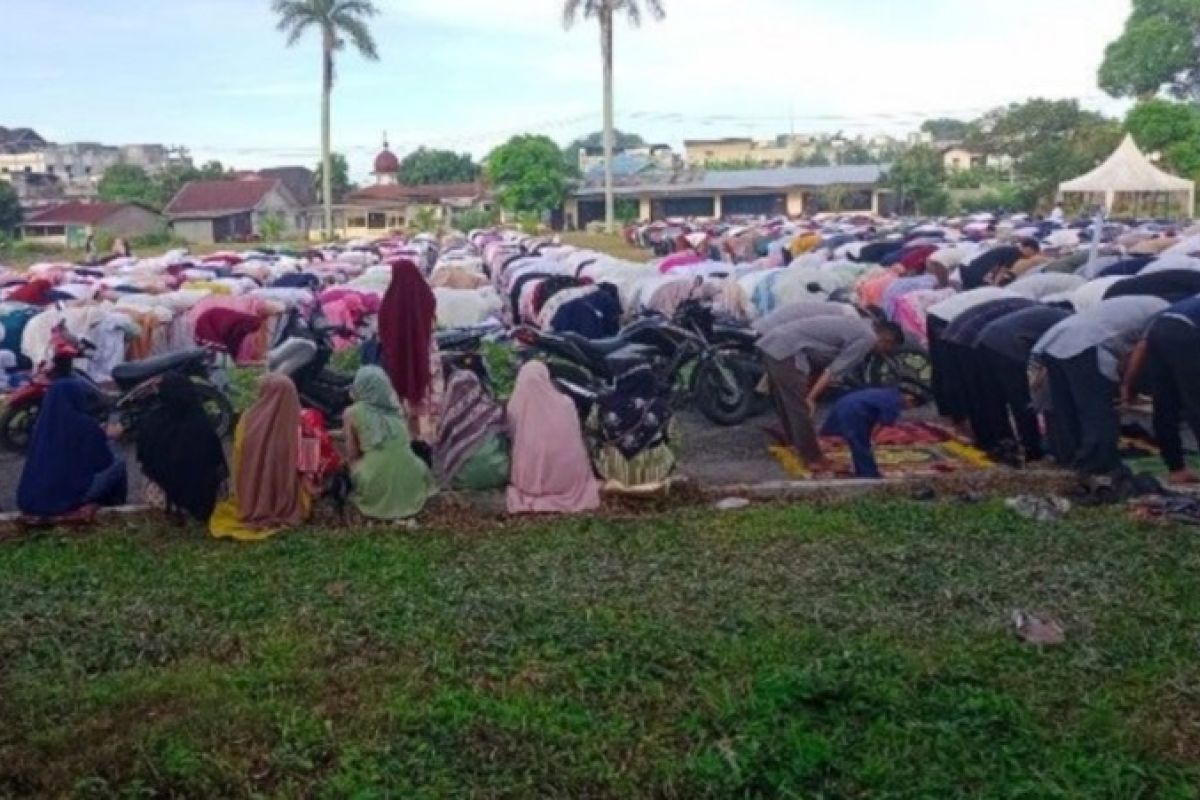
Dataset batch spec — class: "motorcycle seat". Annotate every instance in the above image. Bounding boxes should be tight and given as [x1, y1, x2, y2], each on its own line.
[111, 349, 206, 389]
[563, 332, 630, 358]
[268, 338, 318, 376]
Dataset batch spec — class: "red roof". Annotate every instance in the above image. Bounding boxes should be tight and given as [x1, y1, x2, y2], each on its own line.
[165, 179, 282, 217]
[346, 182, 483, 204]
[23, 202, 136, 226]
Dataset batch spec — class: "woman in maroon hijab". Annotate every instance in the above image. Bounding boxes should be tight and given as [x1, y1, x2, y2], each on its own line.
[377, 259, 441, 443]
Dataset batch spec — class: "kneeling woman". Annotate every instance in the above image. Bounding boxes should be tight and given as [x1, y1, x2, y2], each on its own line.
[506, 361, 600, 514]
[344, 366, 435, 520]
[210, 374, 310, 540]
[18, 378, 127, 520]
[136, 373, 228, 523]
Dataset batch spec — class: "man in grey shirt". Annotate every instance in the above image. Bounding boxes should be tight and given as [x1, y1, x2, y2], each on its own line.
[758, 315, 903, 470]
[1032, 295, 1168, 479]
[752, 299, 860, 335]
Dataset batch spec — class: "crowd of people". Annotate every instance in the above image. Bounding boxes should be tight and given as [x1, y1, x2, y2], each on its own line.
[8, 207, 1200, 531]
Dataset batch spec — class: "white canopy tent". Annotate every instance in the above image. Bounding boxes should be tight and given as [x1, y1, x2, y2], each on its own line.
[1058, 134, 1195, 218]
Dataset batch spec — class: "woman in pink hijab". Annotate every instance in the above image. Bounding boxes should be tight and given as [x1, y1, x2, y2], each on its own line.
[506, 361, 601, 514]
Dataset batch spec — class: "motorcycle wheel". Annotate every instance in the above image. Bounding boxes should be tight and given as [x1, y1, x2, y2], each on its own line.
[0, 399, 40, 453]
[694, 354, 755, 426]
[193, 381, 235, 438]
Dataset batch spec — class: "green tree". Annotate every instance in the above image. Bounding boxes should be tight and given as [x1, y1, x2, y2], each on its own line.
[836, 144, 875, 165]
[397, 148, 479, 185]
[98, 164, 160, 207]
[0, 182, 21, 235]
[485, 135, 571, 215]
[274, 0, 381, 239]
[313, 152, 354, 202]
[410, 206, 439, 234]
[1124, 98, 1200, 177]
[259, 211, 286, 242]
[1099, 0, 1200, 100]
[563, 0, 665, 233]
[965, 99, 1121, 208]
[153, 163, 205, 209]
[198, 160, 227, 179]
[884, 146, 949, 216]
[920, 118, 970, 142]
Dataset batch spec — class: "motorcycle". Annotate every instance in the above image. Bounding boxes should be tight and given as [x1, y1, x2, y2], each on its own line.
[268, 307, 359, 423]
[0, 326, 235, 454]
[513, 309, 749, 426]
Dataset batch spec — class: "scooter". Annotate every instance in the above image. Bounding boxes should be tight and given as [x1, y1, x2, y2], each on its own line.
[268, 308, 358, 423]
[0, 324, 235, 453]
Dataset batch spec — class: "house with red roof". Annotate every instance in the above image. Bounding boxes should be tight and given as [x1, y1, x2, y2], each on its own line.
[20, 201, 162, 247]
[164, 177, 306, 244]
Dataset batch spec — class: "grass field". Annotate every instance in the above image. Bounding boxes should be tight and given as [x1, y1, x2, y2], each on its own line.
[3, 498, 1200, 798]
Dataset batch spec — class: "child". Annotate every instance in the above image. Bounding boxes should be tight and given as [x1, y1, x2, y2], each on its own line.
[820, 386, 920, 479]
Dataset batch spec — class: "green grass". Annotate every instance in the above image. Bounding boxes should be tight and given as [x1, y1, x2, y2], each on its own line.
[3, 499, 1200, 798]
[561, 231, 647, 263]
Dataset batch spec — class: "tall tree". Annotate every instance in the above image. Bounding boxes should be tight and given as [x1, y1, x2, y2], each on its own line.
[313, 152, 355, 202]
[98, 164, 160, 208]
[397, 148, 480, 186]
[485, 135, 571, 216]
[1126, 99, 1200, 177]
[562, 0, 665, 233]
[0, 182, 22, 236]
[965, 99, 1122, 207]
[884, 145, 949, 216]
[274, 0, 380, 239]
[1099, 0, 1200, 100]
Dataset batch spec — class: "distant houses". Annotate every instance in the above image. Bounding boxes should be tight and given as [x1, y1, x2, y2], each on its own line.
[20, 202, 162, 247]
[164, 178, 307, 244]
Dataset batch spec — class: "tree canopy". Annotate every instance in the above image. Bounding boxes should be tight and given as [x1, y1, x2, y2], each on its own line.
[0, 182, 22, 235]
[963, 99, 1122, 207]
[884, 146, 949, 216]
[1099, 0, 1200, 100]
[98, 165, 160, 208]
[397, 148, 479, 186]
[485, 135, 571, 215]
[920, 118, 970, 142]
[1126, 98, 1200, 178]
[313, 152, 354, 202]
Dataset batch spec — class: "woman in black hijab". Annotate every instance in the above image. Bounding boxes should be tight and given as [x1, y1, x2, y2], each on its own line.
[136, 373, 228, 522]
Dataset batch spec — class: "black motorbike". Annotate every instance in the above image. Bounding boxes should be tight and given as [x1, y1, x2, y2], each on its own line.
[513, 310, 750, 426]
[268, 308, 358, 423]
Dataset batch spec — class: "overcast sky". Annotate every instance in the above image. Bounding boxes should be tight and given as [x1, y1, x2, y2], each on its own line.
[8, 0, 1132, 180]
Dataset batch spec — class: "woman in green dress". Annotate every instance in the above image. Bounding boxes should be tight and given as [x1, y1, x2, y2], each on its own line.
[344, 366, 435, 520]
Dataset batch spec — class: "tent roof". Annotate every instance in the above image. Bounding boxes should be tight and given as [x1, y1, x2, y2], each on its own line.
[1059, 134, 1194, 194]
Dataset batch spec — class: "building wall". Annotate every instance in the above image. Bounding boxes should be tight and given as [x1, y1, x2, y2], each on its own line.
[255, 187, 305, 235]
[100, 207, 163, 238]
[172, 218, 216, 245]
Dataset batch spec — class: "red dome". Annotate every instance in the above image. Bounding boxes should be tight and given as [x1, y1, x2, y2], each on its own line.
[374, 147, 399, 174]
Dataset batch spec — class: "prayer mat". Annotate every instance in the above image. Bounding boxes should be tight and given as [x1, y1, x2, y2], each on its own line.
[769, 422, 994, 479]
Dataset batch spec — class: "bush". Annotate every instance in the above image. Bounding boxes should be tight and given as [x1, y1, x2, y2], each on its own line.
[452, 207, 500, 232]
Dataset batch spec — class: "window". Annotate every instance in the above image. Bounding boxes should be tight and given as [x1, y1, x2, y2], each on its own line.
[347, 215, 367, 228]
[367, 212, 387, 229]
[23, 166, 31, 173]
[46, 166, 54, 174]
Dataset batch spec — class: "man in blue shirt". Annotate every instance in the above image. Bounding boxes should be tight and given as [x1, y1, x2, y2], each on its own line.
[820, 387, 913, 479]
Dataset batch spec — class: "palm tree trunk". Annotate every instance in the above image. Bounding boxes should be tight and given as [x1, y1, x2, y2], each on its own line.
[600, 6, 615, 234]
[321, 28, 334, 240]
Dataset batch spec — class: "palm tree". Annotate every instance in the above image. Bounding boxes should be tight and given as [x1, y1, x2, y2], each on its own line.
[273, 0, 380, 240]
[563, 0, 665, 233]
